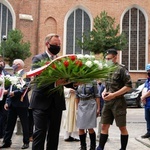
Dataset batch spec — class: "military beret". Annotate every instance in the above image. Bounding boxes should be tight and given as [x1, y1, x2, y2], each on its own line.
[106, 49, 118, 55]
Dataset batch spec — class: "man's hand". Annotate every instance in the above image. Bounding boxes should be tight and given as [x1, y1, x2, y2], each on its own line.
[141, 96, 146, 104]
[9, 91, 15, 97]
[56, 79, 70, 86]
[103, 92, 116, 101]
[4, 90, 8, 95]
[4, 103, 9, 110]
[97, 109, 100, 117]
[70, 88, 75, 93]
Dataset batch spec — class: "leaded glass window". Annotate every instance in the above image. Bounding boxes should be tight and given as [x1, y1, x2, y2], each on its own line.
[122, 7, 146, 71]
[66, 8, 91, 54]
[0, 3, 13, 42]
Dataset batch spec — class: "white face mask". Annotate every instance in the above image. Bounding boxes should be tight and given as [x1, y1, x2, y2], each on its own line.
[106, 59, 114, 66]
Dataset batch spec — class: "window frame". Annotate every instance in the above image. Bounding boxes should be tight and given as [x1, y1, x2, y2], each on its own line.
[0, 0, 16, 42]
[63, 6, 93, 55]
[120, 5, 148, 72]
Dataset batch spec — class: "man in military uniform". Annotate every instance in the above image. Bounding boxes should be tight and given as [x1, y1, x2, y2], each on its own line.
[96, 49, 132, 150]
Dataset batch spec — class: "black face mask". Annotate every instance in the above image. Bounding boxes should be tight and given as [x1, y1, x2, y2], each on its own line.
[147, 72, 150, 77]
[0, 66, 4, 73]
[48, 44, 60, 55]
[98, 82, 101, 86]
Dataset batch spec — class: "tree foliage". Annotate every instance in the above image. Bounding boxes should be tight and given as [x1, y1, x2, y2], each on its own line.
[77, 11, 127, 54]
[0, 29, 31, 66]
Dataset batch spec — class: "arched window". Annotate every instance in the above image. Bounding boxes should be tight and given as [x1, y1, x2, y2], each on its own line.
[122, 7, 147, 71]
[0, 2, 14, 42]
[65, 8, 92, 54]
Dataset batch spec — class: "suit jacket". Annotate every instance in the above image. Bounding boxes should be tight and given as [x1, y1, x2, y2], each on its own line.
[6, 70, 30, 108]
[30, 52, 73, 110]
[0, 69, 11, 110]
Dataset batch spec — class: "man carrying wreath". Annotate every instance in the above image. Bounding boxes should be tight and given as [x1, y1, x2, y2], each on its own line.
[30, 33, 75, 150]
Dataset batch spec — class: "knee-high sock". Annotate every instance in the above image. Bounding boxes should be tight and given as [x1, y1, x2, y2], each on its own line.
[79, 133, 86, 147]
[99, 133, 108, 149]
[89, 132, 96, 147]
[120, 134, 128, 150]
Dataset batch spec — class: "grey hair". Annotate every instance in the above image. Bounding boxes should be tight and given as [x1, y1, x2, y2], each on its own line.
[13, 59, 25, 68]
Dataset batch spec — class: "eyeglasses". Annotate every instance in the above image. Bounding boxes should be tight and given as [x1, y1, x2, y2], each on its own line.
[105, 57, 114, 60]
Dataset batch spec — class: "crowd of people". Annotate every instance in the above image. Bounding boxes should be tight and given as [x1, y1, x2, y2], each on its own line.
[0, 33, 149, 150]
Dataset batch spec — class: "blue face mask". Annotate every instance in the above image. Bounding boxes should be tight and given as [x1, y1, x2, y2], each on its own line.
[12, 64, 18, 72]
[106, 59, 114, 66]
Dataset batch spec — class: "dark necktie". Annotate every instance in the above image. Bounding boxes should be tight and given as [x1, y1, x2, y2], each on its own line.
[51, 56, 54, 60]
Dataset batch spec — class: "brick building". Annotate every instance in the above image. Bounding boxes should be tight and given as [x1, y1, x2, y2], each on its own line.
[0, 0, 150, 82]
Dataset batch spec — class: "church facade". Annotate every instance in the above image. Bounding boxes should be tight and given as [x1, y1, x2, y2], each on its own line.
[0, 0, 150, 82]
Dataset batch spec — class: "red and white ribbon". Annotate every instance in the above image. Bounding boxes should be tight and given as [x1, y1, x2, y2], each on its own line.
[26, 54, 75, 78]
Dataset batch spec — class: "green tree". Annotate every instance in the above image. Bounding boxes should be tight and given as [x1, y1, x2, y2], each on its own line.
[77, 11, 127, 54]
[0, 29, 31, 65]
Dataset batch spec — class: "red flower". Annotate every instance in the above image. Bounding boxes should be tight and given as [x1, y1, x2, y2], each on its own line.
[75, 60, 82, 67]
[63, 60, 69, 67]
[69, 55, 76, 61]
[52, 64, 56, 69]
[45, 61, 50, 65]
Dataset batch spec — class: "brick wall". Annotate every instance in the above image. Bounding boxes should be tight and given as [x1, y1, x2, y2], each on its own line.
[6, 0, 150, 81]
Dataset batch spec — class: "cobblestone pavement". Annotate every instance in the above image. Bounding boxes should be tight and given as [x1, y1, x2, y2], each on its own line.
[0, 111, 150, 150]
[0, 120, 150, 150]
[0, 132, 150, 150]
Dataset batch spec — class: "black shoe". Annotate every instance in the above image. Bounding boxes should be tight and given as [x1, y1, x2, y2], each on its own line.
[90, 145, 96, 150]
[21, 143, 29, 149]
[96, 146, 103, 150]
[80, 146, 87, 150]
[0, 142, 12, 148]
[64, 136, 74, 142]
[0, 136, 3, 139]
[73, 138, 80, 141]
[141, 133, 150, 138]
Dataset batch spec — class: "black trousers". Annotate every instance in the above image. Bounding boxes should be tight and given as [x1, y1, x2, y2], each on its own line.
[0, 107, 8, 138]
[3, 107, 29, 144]
[28, 109, 34, 138]
[32, 106, 62, 150]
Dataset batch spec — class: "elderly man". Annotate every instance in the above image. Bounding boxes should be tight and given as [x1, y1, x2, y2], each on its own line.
[0, 59, 30, 149]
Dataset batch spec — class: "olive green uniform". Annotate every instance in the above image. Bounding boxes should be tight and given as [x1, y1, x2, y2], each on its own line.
[101, 63, 132, 127]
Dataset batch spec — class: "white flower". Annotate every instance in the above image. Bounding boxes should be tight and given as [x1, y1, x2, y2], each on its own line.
[98, 62, 103, 70]
[77, 54, 84, 59]
[16, 83, 22, 89]
[5, 75, 11, 78]
[91, 55, 95, 59]
[93, 60, 99, 65]
[84, 54, 91, 59]
[85, 61, 93, 68]
[9, 76, 20, 85]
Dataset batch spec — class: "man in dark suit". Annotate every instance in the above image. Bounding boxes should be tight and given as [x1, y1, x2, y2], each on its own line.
[30, 34, 74, 150]
[0, 61, 11, 139]
[0, 59, 30, 149]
